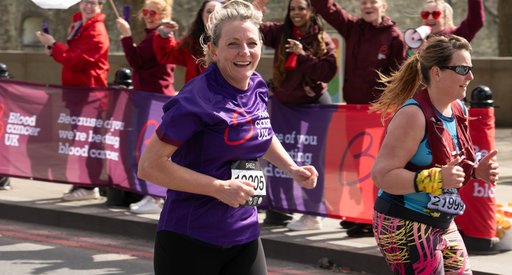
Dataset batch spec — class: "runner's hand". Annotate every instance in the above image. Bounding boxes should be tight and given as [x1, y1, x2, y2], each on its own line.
[290, 165, 318, 189]
[214, 179, 255, 208]
[441, 156, 466, 189]
[475, 149, 499, 184]
[159, 20, 179, 32]
[252, 0, 268, 12]
[115, 18, 132, 38]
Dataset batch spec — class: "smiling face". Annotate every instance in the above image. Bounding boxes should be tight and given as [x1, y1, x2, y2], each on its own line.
[359, 0, 387, 26]
[142, 2, 162, 29]
[210, 20, 262, 90]
[202, 1, 222, 26]
[421, 2, 445, 33]
[436, 49, 473, 100]
[80, 0, 103, 22]
[288, 0, 312, 32]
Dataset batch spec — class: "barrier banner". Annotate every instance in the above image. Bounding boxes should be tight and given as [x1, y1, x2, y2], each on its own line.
[0, 79, 168, 197]
[1, 80, 384, 222]
[263, 98, 384, 223]
[456, 107, 497, 239]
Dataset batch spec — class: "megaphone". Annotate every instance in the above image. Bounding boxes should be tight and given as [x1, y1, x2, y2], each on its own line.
[404, 25, 432, 49]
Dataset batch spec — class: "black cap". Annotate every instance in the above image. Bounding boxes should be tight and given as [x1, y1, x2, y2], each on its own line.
[0, 63, 10, 79]
[114, 67, 132, 88]
[470, 85, 494, 108]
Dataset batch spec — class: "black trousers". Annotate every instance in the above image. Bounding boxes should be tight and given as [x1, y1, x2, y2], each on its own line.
[154, 230, 267, 275]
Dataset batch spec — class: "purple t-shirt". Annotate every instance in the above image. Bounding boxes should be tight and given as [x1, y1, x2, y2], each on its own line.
[155, 63, 273, 247]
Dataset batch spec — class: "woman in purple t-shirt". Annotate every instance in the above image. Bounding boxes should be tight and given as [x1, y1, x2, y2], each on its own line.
[137, 1, 318, 274]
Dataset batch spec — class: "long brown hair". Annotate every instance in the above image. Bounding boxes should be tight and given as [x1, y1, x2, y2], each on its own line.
[180, 0, 224, 59]
[370, 35, 471, 122]
[272, 0, 327, 88]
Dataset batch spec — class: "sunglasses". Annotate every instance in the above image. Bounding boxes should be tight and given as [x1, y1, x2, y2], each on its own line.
[420, 10, 442, 20]
[438, 65, 472, 76]
[142, 9, 158, 18]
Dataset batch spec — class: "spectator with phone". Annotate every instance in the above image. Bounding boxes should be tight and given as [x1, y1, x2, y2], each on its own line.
[35, 0, 109, 201]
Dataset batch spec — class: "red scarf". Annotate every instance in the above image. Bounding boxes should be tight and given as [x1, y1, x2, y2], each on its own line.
[284, 26, 303, 70]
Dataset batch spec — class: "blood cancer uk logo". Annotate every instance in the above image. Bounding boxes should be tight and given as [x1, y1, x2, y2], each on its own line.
[224, 109, 271, 145]
[2, 111, 41, 147]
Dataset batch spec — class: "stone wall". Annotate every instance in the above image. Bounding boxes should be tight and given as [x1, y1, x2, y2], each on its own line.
[1, 51, 511, 126]
[0, 0, 502, 56]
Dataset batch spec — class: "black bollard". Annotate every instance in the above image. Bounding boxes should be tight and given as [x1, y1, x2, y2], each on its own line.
[470, 85, 494, 108]
[113, 67, 132, 88]
[458, 84, 500, 254]
[105, 67, 142, 206]
[0, 63, 12, 79]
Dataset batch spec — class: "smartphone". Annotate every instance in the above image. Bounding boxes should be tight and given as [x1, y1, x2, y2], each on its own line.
[123, 5, 130, 22]
[42, 20, 49, 34]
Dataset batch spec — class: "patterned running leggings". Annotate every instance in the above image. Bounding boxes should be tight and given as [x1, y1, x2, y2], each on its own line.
[373, 211, 472, 275]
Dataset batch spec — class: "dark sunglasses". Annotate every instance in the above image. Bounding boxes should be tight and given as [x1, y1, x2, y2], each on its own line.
[438, 65, 472, 76]
[142, 9, 157, 18]
[420, 10, 442, 20]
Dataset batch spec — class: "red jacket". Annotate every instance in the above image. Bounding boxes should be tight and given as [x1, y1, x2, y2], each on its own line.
[153, 34, 205, 84]
[260, 22, 338, 105]
[312, 0, 406, 104]
[121, 28, 176, 95]
[437, 0, 485, 42]
[51, 12, 109, 87]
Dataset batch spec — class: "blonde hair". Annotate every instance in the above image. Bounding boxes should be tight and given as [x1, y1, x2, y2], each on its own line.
[139, 0, 173, 21]
[201, 0, 263, 66]
[425, 0, 454, 28]
[370, 35, 471, 121]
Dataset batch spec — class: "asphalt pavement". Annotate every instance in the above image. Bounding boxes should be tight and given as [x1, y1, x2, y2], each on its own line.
[1, 128, 512, 275]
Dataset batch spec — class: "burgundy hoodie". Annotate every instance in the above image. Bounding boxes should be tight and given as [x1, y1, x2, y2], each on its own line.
[436, 0, 485, 42]
[313, 0, 407, 104]
[121, 28, 176, 95]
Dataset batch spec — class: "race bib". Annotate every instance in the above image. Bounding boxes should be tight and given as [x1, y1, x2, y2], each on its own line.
[231, 160, 266, 206]
[427, 188, 465, 215]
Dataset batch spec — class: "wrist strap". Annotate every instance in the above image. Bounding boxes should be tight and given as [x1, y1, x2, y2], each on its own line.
[414, 168, 443, 195]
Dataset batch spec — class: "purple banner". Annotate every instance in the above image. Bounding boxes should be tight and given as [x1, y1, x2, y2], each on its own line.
[0, 79, 168, 197]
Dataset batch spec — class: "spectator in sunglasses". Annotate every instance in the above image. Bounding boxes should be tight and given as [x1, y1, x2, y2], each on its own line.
[115, 0, 176, 96]
[371, 34, 499, 274]
[419, 0, 484, 42]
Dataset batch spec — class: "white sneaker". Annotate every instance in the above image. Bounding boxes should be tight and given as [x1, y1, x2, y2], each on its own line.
[287, 214, 322, 231]
[130, 195, 163, 214]
[62, 187, 100, 201]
